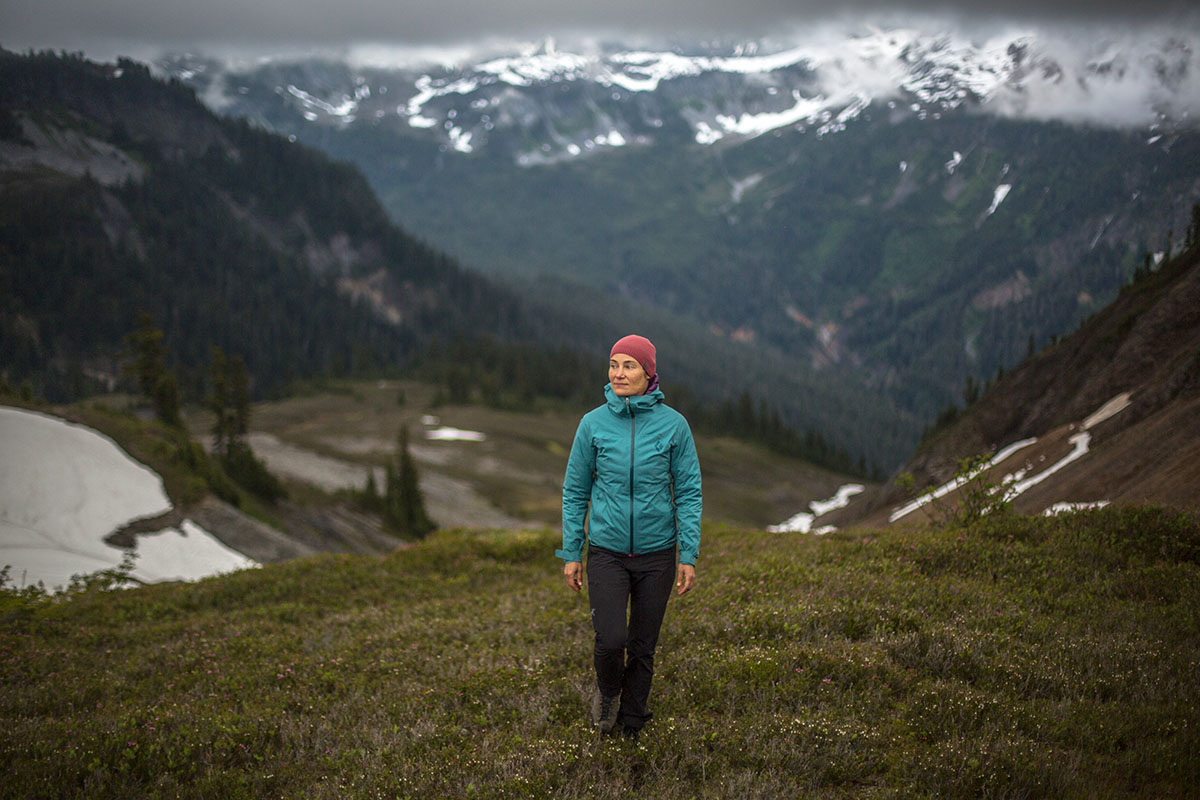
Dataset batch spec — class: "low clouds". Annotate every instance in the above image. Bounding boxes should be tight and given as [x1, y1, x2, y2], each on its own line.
[2, 0, 1198, 55]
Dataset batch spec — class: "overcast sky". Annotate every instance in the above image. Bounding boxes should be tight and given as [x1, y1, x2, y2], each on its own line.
[3, 0, 1198, 57]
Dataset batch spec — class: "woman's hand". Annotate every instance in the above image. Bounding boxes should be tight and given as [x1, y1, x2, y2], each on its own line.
[563, 561, 583, 592]
[675, 564, 695, 595]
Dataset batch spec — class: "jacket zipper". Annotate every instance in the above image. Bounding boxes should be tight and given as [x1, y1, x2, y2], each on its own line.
[627, 398, 635, 556]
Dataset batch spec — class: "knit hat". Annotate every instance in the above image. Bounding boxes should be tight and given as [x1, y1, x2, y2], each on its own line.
[610, 334, 656, 379]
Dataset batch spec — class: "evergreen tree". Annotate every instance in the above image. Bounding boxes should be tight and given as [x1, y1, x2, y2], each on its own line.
[206, 347, 233, 457]
[120, 312, 182, 428]
[384, 425, 435, 539]
[360, 469, 384, 514]
[228, 354, 251, 441]
[206, 346, 285, 502]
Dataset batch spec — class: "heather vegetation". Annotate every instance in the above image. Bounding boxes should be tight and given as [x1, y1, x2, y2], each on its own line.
[2, 504, 1197, 798]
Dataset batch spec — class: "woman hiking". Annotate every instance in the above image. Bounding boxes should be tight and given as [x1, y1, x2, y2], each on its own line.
[557, 334, 702, 740]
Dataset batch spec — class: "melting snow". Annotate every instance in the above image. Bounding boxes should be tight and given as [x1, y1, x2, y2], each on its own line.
[286, 84, 359, 117]
[986, 184, 1012, 216]
[0, 407, 256, 591]
[889, 438, 1038, 523]
[888, 393, 1134, 522]
[730, 173, 764, 203]
[1044, 501, 1110, 515]
[768, 483, 865, 533]
[945, 151, 964, 174]
[1083, 392, 1130, 429]
[426, 427, 487, 442]
[448, 126, 474, 153]
[1008, 432, 1091, 496]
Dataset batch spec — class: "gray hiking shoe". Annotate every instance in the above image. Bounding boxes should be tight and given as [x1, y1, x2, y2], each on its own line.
[591, 689, 619, 733]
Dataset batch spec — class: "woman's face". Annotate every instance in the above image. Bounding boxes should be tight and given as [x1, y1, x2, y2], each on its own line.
[609, 353, 650, 396]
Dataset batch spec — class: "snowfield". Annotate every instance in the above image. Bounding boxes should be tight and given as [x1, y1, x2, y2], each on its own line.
[0, 407, 256, 591]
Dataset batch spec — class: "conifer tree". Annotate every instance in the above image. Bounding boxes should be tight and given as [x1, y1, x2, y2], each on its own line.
[206, 346, 284, 502]
[384, 425, 435, 539]
[228, 354, 251, 441]
[121, 312, 182, 428]
[206, 347, 233, 457]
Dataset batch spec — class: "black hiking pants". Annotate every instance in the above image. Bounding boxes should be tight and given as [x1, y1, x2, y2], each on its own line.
[587, 546, 676, 732]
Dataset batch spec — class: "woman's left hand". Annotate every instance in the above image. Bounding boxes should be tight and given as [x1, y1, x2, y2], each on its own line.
[675, 564, 695, 596]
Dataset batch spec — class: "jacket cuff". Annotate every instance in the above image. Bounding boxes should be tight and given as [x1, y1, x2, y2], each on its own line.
[679, 550, 697, 566]
[555, 548, 582, 562]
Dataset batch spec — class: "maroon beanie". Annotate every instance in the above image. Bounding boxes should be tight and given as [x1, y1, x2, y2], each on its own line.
[610, 334, 656, 379]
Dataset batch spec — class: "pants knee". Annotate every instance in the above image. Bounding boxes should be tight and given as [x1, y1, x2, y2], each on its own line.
[593, 630, 626, 656]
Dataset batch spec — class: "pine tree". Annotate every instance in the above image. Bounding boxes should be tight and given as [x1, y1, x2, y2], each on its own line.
[206, 347, 232, 458]
[121, 312, 182, 427]
[384, 425, 435, 539]
[206, 347, 284, 502]
[228, 354, 251, 441]
[361, 469, 383, 513]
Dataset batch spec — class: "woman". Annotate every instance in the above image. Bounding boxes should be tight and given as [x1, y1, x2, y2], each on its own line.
[557, 334, 702, 740]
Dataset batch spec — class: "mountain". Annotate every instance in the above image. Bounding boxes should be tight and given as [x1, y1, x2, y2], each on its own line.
[0, 49, 544, 403]
[158, 25, 1200, 466]
[832, 227, 1200, 527]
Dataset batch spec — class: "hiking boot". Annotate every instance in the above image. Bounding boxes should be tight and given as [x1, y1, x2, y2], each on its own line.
[591, 689, 619, 733]
[622, 725, 640, 743]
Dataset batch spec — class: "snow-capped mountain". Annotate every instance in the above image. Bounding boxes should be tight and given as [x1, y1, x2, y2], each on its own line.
[154, 25, 1200, 464]
[162, 26, 1200, 164]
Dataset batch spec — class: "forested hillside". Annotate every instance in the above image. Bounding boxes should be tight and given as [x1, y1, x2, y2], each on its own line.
[0, 49, 881, 475]
[169, 35, 1200, 467]
[0, 50, 544, 402]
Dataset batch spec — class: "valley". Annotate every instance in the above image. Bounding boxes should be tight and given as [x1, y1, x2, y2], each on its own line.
[160, 26, 1200, 467]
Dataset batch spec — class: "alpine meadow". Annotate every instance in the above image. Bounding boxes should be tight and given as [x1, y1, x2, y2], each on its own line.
[2, 11, 1200, 799]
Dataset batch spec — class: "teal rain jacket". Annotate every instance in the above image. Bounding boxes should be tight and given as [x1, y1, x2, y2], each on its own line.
[557, 383, 702, 565]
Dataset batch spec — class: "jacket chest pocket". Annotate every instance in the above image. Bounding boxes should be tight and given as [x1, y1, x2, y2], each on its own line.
[636, 439, 673, 488]
[593, 438, 629, 486]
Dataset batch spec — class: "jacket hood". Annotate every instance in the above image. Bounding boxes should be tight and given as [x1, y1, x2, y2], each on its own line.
[604, 382, 664, 416]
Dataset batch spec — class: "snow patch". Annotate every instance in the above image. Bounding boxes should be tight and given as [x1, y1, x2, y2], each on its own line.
[1043, 501, 1110, 515]
[730, 173, 764, 203]
[448, 126, 474, 153]
[128, 520, 257, 584]
[986, 184, 1012, 216]
[0, 407, 255, 590]
[1082, 392, 1131, 429]
[768, 483, 865, 533]
[888, 393, 1133, 523]
[1008, 432, 1091, 496]
[425, 427, 487, 442]
[286, 84, 358, 117]
[889, 438, 1038, 523]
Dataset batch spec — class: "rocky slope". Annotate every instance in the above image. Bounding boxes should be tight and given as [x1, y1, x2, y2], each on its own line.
[835, 232, 1200, 526]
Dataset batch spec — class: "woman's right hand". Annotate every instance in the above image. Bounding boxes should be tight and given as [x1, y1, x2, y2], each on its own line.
[563, 561, 583, 592]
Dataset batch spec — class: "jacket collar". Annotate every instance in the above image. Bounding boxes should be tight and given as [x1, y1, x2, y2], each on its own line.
[604, 382, 664, 416]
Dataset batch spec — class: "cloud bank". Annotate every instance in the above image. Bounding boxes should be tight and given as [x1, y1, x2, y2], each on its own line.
[2, 0, 1197, 57]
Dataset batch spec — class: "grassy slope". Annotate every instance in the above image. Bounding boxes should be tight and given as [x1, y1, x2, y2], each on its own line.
[2, 506, 1197, 798]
